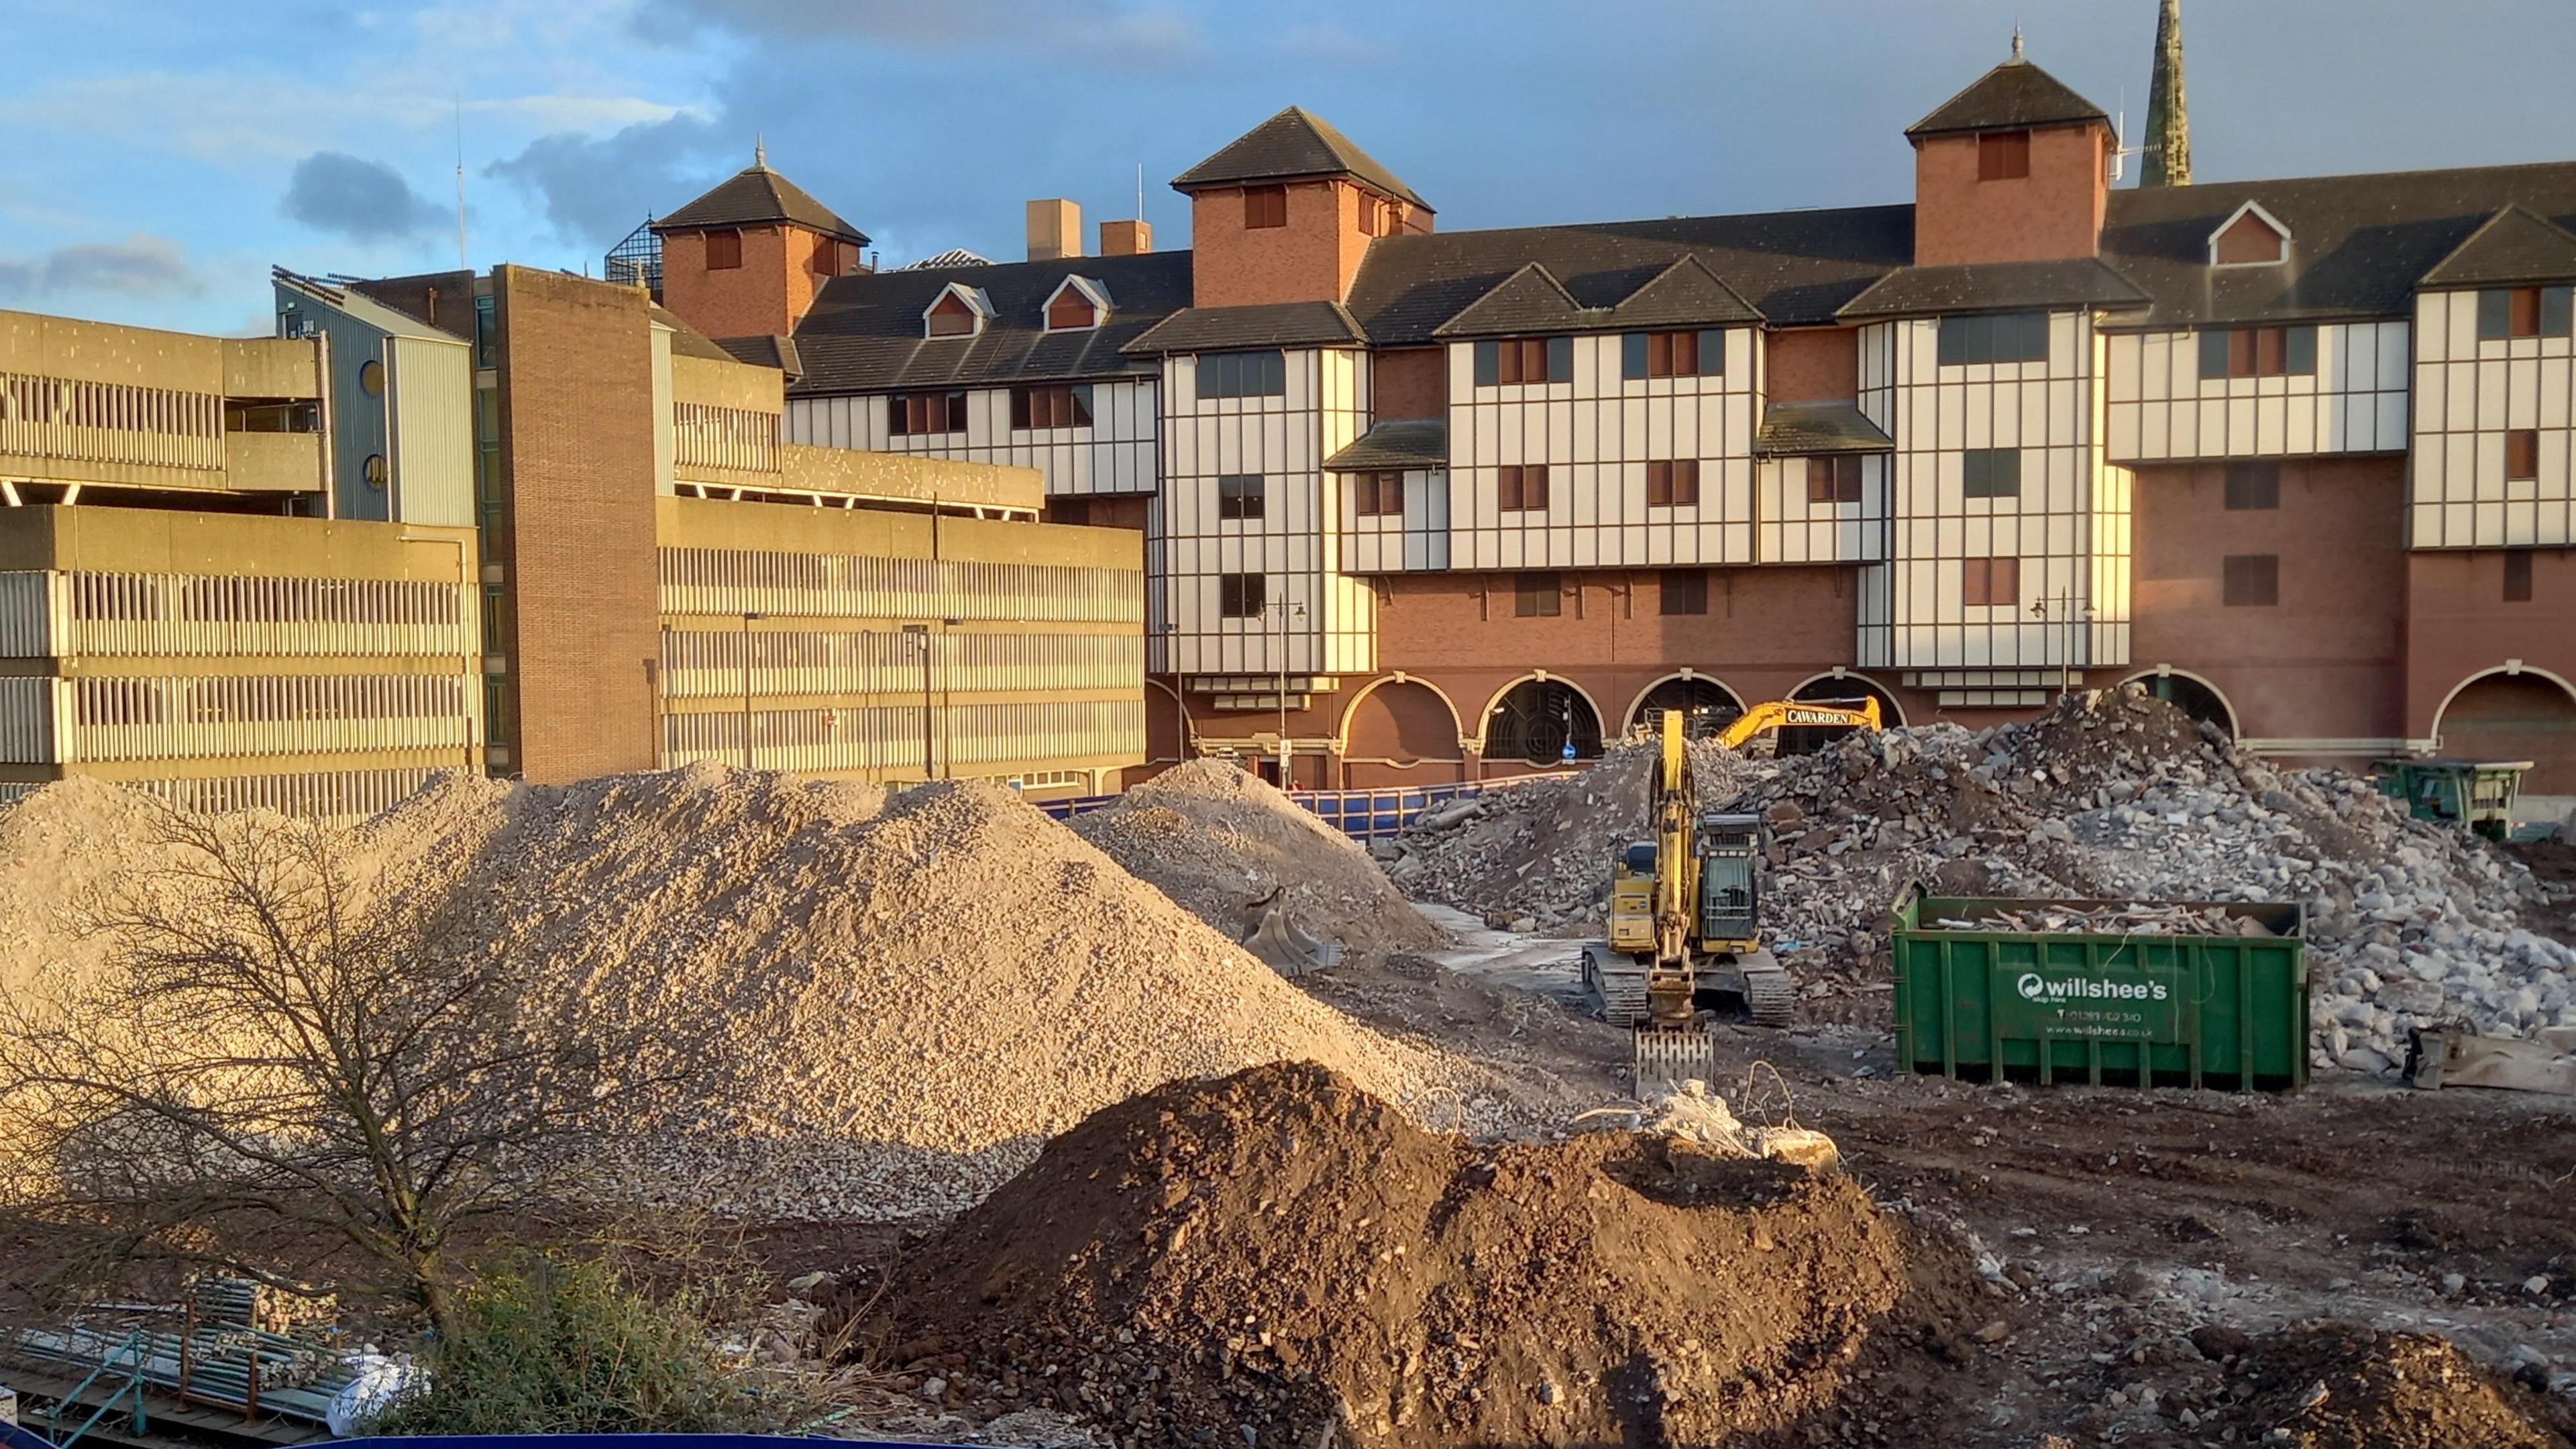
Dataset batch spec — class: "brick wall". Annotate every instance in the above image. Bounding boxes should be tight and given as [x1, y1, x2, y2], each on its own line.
[658, 224, 843, 339]
[1372, 347, 1444, 419]
[1912, 123, 2108, 267]
[1762, 328, 1860, 402]
[2128, 457, 2407, 744]
[1188, 180, 1373, 309]
[2406, 547, 2576, 786]
[492, 266, 662, 782]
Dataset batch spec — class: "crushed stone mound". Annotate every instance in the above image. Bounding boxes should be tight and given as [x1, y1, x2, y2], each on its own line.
[1388, 687, 2567, 1066]
[4, 767, 1544, 1222]
[873, 1061, 1987, 1449]
[1383, 742, 1750, 931]
[2204, 1324, 2576, 1449]
[1069, 759, 1444, 957]
[0, 775, 213, 1006]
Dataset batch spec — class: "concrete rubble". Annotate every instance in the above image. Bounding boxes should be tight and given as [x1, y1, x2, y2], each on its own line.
[1390, 686, 2573, 1072]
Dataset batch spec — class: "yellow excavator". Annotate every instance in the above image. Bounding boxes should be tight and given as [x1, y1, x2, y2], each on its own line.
[1582, 704, 1880, 1091]
[1713, 696, 1882, 749]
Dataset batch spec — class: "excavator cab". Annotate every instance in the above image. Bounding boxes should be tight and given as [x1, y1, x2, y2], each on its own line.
[1696, 814, 1760, 947]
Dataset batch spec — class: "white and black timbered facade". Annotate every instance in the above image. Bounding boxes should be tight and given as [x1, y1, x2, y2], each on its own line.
[682, 50, 2576, 788]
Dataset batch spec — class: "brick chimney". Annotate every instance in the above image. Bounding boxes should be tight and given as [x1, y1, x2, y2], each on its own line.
[1027, 199, 1082, 261]
[1099, 218, 1152, 256]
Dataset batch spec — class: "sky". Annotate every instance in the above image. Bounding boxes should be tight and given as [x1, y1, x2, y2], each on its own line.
[10, 0, 2576, 337]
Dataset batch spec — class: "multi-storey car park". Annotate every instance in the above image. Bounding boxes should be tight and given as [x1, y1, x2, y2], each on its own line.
[0, 268, 1144, 819]
[633, 32, 2576, 812]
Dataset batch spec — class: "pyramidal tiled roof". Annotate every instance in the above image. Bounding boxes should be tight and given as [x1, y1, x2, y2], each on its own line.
[1907, 57, 2110, 138]
[1171, 106, 1430, 209]
[2419, 205, 2576, 288]
[653, 164, 869, 244]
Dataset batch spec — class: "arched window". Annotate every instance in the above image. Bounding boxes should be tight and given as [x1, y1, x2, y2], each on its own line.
[1628, 678, 1746, 740]
[1781, 676, 1901, 756]
[1487, 680, 1603, 765]
[2130, 674, 2234, 735]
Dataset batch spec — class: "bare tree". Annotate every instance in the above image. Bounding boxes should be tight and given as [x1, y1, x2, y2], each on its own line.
[0, 804, 690, 1338]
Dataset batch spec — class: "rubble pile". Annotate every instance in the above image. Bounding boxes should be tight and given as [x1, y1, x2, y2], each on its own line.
[1389, 687, 2569, 1069]
[0, 767, 1542, 1220]
[872, 1061, 1986, 1449]
[1069, 759, 1446, 958]
[1925, 902, 2279, 937]
[1381, 743, 1750, 930]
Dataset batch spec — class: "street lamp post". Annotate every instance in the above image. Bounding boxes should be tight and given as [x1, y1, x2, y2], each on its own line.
[2029, 590, 2094, 700]
[739, 610, 765, 770]
[902, 623, 932, 780]
[1269, 597, 1306, 788]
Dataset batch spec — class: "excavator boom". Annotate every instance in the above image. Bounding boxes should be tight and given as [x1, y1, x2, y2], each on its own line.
[1714, 696, 1882, 750]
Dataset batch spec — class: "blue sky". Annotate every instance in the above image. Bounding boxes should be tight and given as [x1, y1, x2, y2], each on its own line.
[9, 0, 2576, 337]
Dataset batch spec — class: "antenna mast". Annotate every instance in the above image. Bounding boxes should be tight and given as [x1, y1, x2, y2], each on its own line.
[454, 96, 469, 269]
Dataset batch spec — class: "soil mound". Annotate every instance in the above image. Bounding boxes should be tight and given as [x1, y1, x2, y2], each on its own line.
[1070, 759, 1444, 957]
[2210, 1323, 2575, 1448]
[5, 768, 1538, 1221]
[877, 1061, 1986, 1449]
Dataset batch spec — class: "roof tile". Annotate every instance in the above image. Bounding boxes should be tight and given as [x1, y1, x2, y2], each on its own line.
[655, 166, 869, 244]
[1171, 107, 1429, 209]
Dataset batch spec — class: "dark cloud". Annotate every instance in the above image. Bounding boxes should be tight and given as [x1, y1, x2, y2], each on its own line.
[280, 152, 449, 243]
[485, 113, 727, 250]
[0, 234, 201, 301]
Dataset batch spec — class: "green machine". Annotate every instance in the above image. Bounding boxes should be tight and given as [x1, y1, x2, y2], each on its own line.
[2369, 757, 2531, 841]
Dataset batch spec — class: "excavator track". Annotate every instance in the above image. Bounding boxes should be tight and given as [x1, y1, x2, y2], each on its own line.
[1581, 947, 1652, 1028]
[1742, 965, 1799, 1028]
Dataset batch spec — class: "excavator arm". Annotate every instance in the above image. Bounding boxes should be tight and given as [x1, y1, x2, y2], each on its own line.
[1714, 697, 1883, 750]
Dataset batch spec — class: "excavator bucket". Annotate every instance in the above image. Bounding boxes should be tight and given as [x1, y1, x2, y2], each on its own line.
[1634, 1027, 1718, 1096]
[1242, 896, 1343, 977]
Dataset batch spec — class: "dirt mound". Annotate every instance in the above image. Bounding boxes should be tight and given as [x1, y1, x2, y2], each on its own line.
[2205, 1323, 2576, 1448]
[1070, 759, 1444, 957]
[6, 768, 1545, 1222]
[0, 776, 223, 1006]
[1384, 741, 1750, 930]
[875, 1061, 1988, 1449]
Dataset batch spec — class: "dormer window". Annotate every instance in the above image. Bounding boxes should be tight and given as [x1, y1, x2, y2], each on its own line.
[1977, 129, 2031, 181]
[1042, 276, 1113, 331]
[2209, 201, 2291, 268]
[922, 282, 994, 339]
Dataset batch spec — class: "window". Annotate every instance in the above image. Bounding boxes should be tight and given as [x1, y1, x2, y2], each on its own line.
[1806, 454, 1863, 504]
[1497, 464, 1550, 513]
[1195, 350, 1287, 399]
[1962, 556, 2020, 608]
[1514, 572, 1562, 617]
[1353, 472, 1403, 517]
[1935, 312, 2049, 366]
[358, 359, 386, 398]
[811, 237, 841, 276]
[926, 292, 979, 337]
[1218, 573, 1267, 618]
[2224, 461, 2281, 510]
[473, 293, 496, 370]
[1621, 329, 1725, 379]
[1217, 473, 1265, 520]
[704, 229, 742, 270]
[1962, 447, 2021, 498]
[2196, 325, 2318, 379]
[888, 390, 968, 435]
[1046, 290, 1099, 330]
[2223, 553, 2279, 606]
[2508, 429, 2540, 482]
[1978, 129, 2031, 181]
[2506, 550, 2535, 603]
[1010, 384, 1093, 430]
[1646, 459, 1700, 508]
[1660, 569, 1708, 616]
[2476, 285, 2576, 340]
[1244, 184, 1287, 229]
[1473, 337, 1574, 386]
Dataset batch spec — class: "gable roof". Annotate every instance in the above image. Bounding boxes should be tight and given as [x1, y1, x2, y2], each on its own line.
[1171, 106, 1430, 209]
[1430, 263, 1589, 337]
[2096, 158, 2576, 327]
[1430, 255, 1764, 338]
[787, 249, 1190, 394]
[1607, 255, 1764, 329]
[1044, 274, 1116, 322]
[2208, 200, 2292, 264]
[1907, 58, 2110, 139]
[1838, 257, 2147, 319]
[653, 165, 870, 244]
[1122, 301, 1365, 356]
[2420, 205, 2576, 289]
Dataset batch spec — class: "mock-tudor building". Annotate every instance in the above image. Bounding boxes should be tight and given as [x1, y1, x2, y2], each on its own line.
[639, 42, 2576, 801]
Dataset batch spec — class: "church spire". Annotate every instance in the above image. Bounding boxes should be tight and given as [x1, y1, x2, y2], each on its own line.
[2142, 0, 2191, 186]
